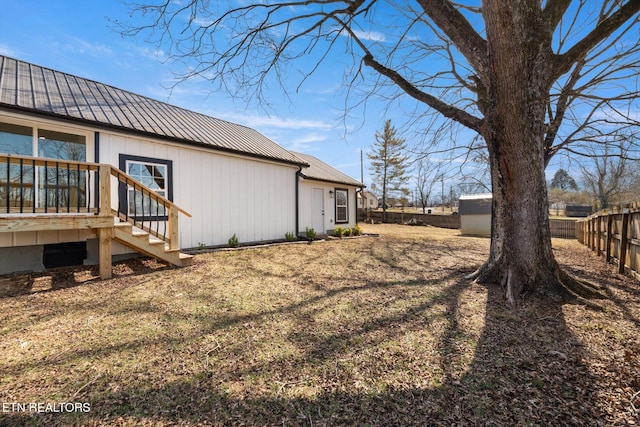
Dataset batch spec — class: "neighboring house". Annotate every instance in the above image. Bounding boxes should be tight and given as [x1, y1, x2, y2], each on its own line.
[458, 193, 492, 237]
[293, 152, 364, 235]
[358, 189, 378, 210]
[0, 55, 361, 276]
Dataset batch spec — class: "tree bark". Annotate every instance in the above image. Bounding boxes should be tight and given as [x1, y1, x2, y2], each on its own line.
[468, 0, 603, 304]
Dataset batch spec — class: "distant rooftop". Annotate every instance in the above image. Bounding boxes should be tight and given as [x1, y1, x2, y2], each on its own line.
[0, 55, 306, 167]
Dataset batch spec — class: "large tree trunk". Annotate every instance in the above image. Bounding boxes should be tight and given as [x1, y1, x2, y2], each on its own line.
[469, 1, 603, 304]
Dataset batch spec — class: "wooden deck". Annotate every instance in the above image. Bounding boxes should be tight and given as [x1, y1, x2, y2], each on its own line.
[1, 154, 192, 279]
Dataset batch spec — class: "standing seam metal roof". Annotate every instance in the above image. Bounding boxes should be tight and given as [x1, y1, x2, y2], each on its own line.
[292, 152, 363, 187]
[0, 55, 307, 166]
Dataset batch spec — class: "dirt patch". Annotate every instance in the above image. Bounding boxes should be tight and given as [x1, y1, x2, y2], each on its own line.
[0, 224, 638, 426]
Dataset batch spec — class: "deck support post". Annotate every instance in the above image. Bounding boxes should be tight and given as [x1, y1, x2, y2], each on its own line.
[98, 227, 113, 279]
[98, 164, 113, 279]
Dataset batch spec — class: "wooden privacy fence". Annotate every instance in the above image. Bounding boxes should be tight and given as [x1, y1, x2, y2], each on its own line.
[577, 202, 640, 279]
[361, 210, 461, 229]
[362, 209, 578, 238]
[549, 218, 578, 239]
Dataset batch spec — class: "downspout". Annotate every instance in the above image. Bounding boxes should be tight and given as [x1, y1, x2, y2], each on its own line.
[355, 187, 362, 225]
[296, 166, 303, 236]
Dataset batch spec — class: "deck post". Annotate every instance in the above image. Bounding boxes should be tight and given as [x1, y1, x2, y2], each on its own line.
[168, 206, 179, 251]
[98, 165, 113, 279]
[98, 227, 113, 279]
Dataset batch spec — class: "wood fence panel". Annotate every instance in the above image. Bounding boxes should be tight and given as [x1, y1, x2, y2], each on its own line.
[362, 210, 577, 238]
[577, 204, 640, 280]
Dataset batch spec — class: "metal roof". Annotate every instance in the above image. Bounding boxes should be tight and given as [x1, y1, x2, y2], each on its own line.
[0, 55, 307, 166]
[292, 152, 364, 187]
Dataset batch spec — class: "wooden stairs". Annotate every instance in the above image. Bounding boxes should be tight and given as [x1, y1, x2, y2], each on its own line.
[113, 221, 193, 267]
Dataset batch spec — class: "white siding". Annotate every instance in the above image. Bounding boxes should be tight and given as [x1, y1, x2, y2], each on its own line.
[298, 178, 359, 234]
[460, 214, 491, 237]
[99, 132, 298, 248]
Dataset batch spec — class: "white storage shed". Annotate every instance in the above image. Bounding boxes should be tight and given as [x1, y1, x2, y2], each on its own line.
[459, 193, 492, 237]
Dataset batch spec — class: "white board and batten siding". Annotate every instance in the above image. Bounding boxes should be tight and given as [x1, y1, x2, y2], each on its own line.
[298, 178, 359, 234]
[100, 131, 298, 250]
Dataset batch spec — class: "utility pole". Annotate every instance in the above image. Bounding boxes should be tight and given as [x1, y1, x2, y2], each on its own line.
[441, 175, 445, 212]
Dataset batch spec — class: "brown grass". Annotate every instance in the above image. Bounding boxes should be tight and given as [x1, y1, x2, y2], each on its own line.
[0, 224, 638, 426]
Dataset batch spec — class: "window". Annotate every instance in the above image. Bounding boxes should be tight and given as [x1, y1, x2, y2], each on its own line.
[335, 188, 348, 223]
[0, 123, 34, 209]
[119, 155, 172, 220]
[0, 121, 90, 212]
[37, 129, 86, 209]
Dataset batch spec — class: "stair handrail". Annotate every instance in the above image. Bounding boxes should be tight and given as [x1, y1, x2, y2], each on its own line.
[106, 164, 191, 250]
[0, 154, 191, 251]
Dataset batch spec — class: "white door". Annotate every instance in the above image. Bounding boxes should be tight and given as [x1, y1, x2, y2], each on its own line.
[312, 188, 324, 233]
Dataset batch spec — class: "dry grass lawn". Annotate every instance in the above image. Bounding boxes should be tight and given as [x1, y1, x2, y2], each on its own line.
[0, 224, 639, 426]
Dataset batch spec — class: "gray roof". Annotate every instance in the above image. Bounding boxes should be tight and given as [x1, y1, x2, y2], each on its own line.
[0, 55, 306, 166]
[292, 152, 363, 187]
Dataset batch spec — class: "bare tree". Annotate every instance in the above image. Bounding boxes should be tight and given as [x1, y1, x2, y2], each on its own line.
[122, 1, 640, 305]
[414, 156, 444, 214]
[581, 137, 639, 210]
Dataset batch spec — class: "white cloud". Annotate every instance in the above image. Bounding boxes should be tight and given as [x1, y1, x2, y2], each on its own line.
[63, 38, 114, 57]
[293, 133, 328, 144]
[221, 112, 334, 131]
[351, 30, 387, 43]
[0, 43, 17, 57]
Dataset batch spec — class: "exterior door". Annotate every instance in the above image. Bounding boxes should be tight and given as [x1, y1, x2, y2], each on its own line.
[312, 188, 324, 233]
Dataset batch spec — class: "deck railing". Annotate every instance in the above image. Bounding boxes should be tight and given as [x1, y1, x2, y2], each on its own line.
[0, 153, 190, 250]
[1, 154, 99, 214]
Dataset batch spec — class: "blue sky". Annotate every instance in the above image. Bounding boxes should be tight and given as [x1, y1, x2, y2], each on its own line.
[0, 0, 387, 185]
[1, 0, 612, 198]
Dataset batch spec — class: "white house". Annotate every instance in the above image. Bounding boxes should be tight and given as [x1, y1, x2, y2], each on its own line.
[357, 189, 378, 210]
[0, 55, 362, 276]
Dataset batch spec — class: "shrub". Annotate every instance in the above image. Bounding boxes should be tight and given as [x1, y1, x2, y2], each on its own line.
[352, 224, 363, 236]
[228, 233, 239, 248]
[333, 226, 345, 238]
[305, 227, 316, 242]
[343, 227, 352, 237]
[285, 231, 296, 242]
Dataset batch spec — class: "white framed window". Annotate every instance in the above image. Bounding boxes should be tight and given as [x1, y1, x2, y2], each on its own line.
[335, 188, 348, 223]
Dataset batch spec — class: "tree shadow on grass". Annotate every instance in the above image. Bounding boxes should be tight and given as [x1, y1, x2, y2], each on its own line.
[5, 277, 612, 426]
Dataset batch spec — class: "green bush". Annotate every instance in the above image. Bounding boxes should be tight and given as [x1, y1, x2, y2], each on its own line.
[352, 224, 363, 236]
[305, 227, 316, 242]
[285, 231, 296, 242]
[333, 226, 345, 238]
[228, 233, 239, 248]
[343, 227, 352, 237]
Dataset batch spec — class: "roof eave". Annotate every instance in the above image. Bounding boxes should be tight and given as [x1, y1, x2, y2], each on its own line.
[0, 105, 309, 168]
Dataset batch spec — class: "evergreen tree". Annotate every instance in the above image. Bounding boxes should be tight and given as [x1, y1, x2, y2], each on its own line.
[368, 120, 409, 222]
[550, 169, 578, 191]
